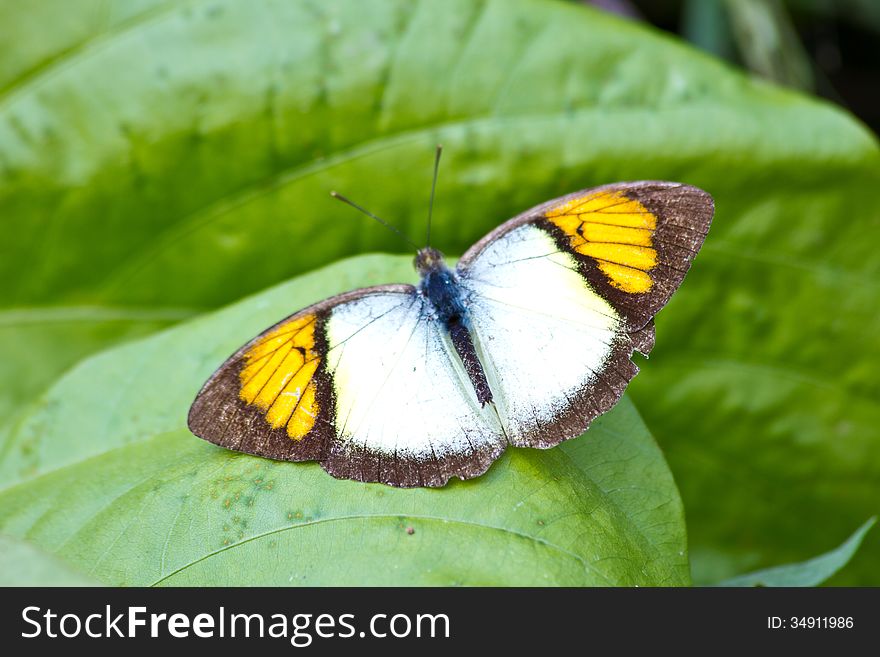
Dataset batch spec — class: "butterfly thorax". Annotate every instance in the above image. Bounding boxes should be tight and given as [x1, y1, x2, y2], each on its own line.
[415, 247, 493, 407]
[416, 248, 467, 325]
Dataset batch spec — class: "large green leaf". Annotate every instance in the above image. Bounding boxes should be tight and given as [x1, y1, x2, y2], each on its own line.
[2, 0, 878, 585]
[0, 256, 687, 586]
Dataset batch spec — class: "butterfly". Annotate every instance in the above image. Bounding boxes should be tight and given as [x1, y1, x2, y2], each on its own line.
[188, 150, 713, 488]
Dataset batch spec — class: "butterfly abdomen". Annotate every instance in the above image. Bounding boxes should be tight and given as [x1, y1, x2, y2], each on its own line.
[419, 258, 493, 407]
[447, 320, 493, 407]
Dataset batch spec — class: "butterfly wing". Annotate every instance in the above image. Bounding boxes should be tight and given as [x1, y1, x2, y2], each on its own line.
[188, 285, 505, 487]
[190, 181, 712, 486]
[457, 181, 713, 448]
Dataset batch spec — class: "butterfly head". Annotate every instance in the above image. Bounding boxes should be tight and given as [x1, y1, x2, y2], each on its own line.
[414, 247, 446, 276]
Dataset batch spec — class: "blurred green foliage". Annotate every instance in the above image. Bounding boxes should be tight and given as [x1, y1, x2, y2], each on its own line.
[619, 0, 880, 129]
[690, 0, 815, 91]
[0, 0, 877, 585]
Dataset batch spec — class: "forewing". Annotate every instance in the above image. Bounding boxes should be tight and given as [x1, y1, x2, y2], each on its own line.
[457, 181, 713, 447]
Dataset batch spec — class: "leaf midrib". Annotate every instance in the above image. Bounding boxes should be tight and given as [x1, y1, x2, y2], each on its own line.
[100, 104, 876, 297]
[0, 305, 200, 327]
[149, 512, 614, 587]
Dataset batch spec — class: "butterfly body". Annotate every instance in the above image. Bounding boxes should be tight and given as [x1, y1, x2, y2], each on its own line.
[189, 181, 714, 488]
[416, 247, 493, 407]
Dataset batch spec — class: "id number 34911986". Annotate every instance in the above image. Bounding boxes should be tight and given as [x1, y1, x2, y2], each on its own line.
[768, 617, 854, 629]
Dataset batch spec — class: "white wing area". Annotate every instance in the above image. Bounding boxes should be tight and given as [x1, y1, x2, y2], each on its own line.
[461, 224, 623, 441]
[324, 292, 504, 461]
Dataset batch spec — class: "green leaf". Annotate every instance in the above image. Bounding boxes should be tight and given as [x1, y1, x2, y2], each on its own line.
[0, 255, 688, 586]
[2, 0, 879, 585]
[716, 517, 876, 587]
[0, 534, 97, 586]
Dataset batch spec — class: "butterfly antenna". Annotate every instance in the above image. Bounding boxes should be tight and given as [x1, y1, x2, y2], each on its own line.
[426, 144, 443, 248]
[329, 191, 419, 251]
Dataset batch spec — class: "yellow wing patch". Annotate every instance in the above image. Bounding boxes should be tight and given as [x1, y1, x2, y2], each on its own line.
[239, 314, 321, 440]
[546, 191, 658, 293]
